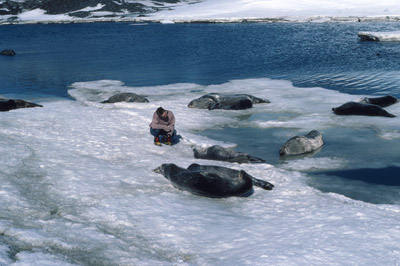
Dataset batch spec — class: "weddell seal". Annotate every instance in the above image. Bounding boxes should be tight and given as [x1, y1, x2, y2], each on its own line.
[359, 95, 399, 108]
[0, 98, 43, 112]
[279, 130, 324, 156]
[187, 164, 274, 191]
[188, 93, 270, 110]
[153, 163, 274, 198]
[332, 102, 395, 117]
[101, 92, 149, 103]
[193, 145, 265, 164]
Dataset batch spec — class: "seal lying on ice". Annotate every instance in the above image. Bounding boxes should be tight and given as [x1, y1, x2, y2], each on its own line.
[187, 164, 274, 191]
[101, 92, 149, 103]
[153, 163, 273, 198]
[332, 102, 395, 117]
[188, 93, 270, 110]
[359, 95, 398, 108]
[0, 98, 43, 112]
[279, 130, 324, 156]
[193, 145, 265, 164]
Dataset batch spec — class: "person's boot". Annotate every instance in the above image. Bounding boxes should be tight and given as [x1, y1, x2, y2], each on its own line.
[163, 136, 172, 146]
[154, 137, 161, 146]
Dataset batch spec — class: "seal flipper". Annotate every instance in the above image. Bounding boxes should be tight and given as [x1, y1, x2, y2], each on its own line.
[251, 177, 274, 190]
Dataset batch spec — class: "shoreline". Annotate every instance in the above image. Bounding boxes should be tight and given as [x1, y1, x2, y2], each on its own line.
[2, 15, 400, 25]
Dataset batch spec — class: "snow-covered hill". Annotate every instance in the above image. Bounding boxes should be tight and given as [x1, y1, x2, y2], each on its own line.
[1, 0, 400, 24]
[0, 0, 201, 23]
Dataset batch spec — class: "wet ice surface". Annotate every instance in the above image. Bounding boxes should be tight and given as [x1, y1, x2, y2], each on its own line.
[1, 78, 399, 265]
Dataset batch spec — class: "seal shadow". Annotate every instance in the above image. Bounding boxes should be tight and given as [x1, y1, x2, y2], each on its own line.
[170, 134, 183, 145]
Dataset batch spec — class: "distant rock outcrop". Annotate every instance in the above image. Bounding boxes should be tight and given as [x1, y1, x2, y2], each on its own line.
[0, 0, 193, 20]
[0, 49, 16, 56]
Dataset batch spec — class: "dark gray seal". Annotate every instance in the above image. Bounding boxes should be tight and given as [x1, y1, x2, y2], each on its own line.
[0, 49, 16, 56]
[279, 130, 324, 156]
[187, 164, 274, 191]
[359, 95, 399, 108]
[188, 93, 270, 110]
[332, 102, 395, 117]
[0, 98, 43, 112]
[153, 163, 274, 198]
[193, 145, 265, 164]
[101, 92, 149, 103]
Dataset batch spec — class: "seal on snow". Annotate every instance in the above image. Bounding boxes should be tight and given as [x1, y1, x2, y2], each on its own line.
[279, 130, 324, 156]
[153, 163, 273, 198]
[332, 102, 395, 117]
[101, 92, 149, 103]
[188, 93, 270, 110]
[193, 145, 265, 164]
[359, 95, 398, 108]
[187, 164, 274, 191]
[0, 98, 43, 112]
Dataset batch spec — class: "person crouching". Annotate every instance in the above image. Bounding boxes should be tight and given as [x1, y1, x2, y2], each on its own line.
[149, 107, 176, 146]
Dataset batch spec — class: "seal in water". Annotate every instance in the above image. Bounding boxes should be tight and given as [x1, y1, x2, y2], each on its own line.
[332, 102, 395, 117]
[0, 98, 43, 112]
[101, 92, 149, 103]
[188, 93, 270, 110]
[193, 145, 265, 164]
[279, 130, 324, 156]
[359, 95, 399, 108]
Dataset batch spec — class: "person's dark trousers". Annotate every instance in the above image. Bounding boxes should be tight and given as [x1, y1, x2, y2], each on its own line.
[150, 128, 176, 141]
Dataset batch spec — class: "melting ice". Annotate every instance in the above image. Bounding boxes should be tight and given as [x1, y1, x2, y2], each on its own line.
[1, 78, 399, 265]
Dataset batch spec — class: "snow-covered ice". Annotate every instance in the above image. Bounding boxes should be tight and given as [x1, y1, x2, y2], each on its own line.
[2, 78, 399, 265]
[358, 30, 400, 41]
[2, 0, 400, 23]
[149, 0, 400, 21]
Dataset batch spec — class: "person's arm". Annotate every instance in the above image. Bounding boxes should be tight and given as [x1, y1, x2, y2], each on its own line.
[150, 112, 170, 131]
[166, 112, 175, 135]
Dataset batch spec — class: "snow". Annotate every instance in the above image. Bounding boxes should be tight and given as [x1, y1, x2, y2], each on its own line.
[17, 8, 72, 22]
[358, 30, 400, 41]
[2, 0, 400, 23]
[148, 0, 400, 21]
[1, 78, 400, 265]
[2, 1, 400, 264]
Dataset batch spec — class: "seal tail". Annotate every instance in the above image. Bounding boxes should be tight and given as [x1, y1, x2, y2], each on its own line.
[251, 177, 274, 190]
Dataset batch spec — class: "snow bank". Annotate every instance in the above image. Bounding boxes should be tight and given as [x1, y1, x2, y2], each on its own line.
[358, 31, 400, 41]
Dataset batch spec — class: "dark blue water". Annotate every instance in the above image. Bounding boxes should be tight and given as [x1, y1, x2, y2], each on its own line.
[2, 22, 400, 98]
[2, 22, 400, 204]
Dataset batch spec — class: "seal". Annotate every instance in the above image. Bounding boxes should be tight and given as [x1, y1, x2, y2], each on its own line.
[193, 145, 265, 164]
[332, 102, 395, 117]
[101, 92, 149, 103]
[279, 130, 324, 156]
[188, 93, 270, 110]
[153, 163, 254, 198]
[359, 95, 399, 108]
[187, 164, 274, 191]
[0, 98, 43, 112]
